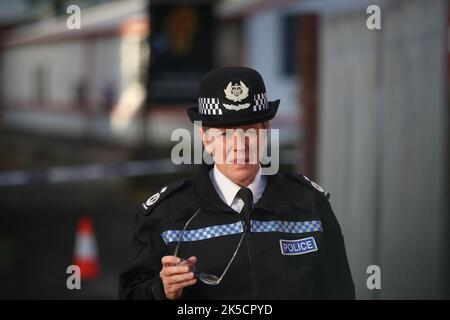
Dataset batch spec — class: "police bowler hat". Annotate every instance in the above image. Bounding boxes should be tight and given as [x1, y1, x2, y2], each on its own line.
[187, 66, 280, 127]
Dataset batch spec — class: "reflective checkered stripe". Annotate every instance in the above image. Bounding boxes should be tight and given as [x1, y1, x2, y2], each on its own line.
[199, 97, 222, 115]
[250, 220, 323, 234]
[161, 222, 243, 244]
[253, 93, 268, 111]
[161, 219, 322, 244]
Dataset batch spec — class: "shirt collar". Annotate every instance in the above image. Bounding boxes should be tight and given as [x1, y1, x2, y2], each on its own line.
[211, 165, 264, 206]
[193, 163, 278, 212]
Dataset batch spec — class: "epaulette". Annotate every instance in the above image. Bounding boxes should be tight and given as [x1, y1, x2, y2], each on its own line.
[285, 172, 331, 201]
[140, 179, 188, 216]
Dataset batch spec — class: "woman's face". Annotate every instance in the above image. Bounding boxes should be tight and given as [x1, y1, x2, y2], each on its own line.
[200, 122, 268, 185]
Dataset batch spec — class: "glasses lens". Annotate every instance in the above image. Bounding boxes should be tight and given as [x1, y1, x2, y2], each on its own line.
[177, 259, 196, 273]
[199, 272, 220, 285]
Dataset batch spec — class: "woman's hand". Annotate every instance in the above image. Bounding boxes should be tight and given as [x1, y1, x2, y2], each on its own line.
[160, 255, 197, 300]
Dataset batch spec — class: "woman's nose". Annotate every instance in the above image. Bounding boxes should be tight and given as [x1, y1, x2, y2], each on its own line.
[233, 132, 247, 151]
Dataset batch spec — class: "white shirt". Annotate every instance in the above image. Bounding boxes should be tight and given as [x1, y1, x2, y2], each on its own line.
[209, 165, 267, 214]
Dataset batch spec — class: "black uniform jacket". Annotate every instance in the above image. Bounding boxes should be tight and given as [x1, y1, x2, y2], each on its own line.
[119, 165, 355, 300]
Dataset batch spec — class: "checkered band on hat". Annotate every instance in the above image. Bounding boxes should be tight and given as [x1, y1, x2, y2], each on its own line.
[253, 93, 268, 111]
[199, 97, 222, 115]
[250, 220, 323, 234]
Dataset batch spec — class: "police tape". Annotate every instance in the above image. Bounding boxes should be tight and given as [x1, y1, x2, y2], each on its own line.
[0, 150, 298, 187]
[0, 159, 190, 187]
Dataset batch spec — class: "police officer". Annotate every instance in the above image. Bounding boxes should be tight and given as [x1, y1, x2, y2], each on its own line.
[119, 67, 355, 300]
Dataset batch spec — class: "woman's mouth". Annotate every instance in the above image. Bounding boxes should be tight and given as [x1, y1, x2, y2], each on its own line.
[232, 158, 250, 164]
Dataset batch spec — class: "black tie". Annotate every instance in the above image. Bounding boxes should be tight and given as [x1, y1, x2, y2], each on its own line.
[237, 188, 253, 233]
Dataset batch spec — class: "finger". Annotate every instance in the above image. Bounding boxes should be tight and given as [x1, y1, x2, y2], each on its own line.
[161, 256, 181, 267]
[162, 265, 191, 277]
[166, 272, 195, 285]
[170, 278, 197, 292]
[186, 256, 197, 264]
[164, 284, 180, 298]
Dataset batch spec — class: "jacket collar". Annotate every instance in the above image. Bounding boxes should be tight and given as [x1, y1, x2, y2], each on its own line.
[193, 164, 234, 212]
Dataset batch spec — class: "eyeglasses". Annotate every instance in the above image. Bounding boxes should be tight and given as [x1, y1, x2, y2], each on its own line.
[173, 208, 245, 286]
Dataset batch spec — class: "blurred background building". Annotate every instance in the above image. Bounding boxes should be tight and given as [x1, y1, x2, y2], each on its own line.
[0, 0, 448, 299]
[1, 0, 148, 143]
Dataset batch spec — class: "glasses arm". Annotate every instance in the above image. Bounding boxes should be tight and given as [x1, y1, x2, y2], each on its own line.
[216, 229, 246, 285]
[173, 208, 201, 258]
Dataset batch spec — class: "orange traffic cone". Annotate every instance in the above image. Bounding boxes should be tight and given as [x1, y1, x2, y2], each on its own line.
[74, 216, 100, 280]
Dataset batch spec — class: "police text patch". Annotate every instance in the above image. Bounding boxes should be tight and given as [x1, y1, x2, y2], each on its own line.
[279, 237, 318, 255]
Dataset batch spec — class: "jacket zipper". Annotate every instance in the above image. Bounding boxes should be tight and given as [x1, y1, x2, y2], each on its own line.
[243, 221, 258, 299]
